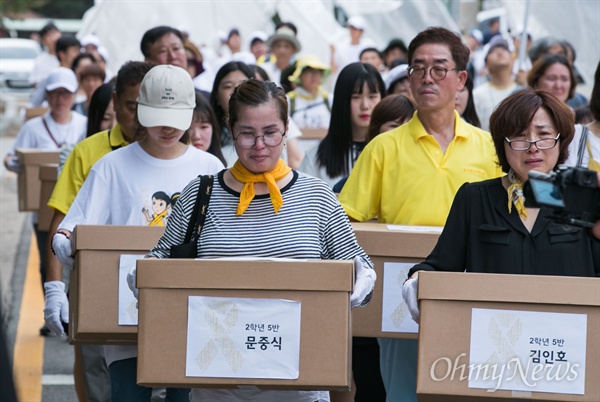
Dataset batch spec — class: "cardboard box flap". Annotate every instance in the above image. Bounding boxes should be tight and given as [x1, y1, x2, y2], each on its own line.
[39, 163, 58, 180]
[73, 225, 165, 251]
[351, 222, 440, 258]
[137, 259, 354, 292]
[300, 128, 328, 140]
[15, 149, 60, 164]
[419, 271, 600, 307]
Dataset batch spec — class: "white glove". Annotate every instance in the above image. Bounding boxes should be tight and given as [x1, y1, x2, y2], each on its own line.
[350, 256, 376, 308]
[52, 233, 74, 271]
[44, 281, 69, 336]
[402, 276, 420, 323]
[126, 266, 139, 300]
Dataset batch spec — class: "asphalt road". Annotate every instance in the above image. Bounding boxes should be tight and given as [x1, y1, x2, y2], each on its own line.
[1, 89, 77, 402]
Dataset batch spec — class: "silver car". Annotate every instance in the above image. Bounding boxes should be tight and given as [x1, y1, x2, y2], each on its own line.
[0, 38, 42, 90]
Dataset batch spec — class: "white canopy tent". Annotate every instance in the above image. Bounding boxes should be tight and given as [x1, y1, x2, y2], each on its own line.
[77, 0, 460, 79]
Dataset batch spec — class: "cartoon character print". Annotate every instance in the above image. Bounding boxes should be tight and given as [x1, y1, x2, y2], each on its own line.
[142, 191, 180, 226]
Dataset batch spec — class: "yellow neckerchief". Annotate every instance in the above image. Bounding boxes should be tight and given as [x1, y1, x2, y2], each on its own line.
[149, 209, 168, 226]
[586, 139, 600, 171]
[507, 168, 527, 219]
[230, 158, 292, 216]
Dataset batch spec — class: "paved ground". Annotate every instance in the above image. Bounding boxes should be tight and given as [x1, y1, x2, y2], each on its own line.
[1, 90, 77, 402]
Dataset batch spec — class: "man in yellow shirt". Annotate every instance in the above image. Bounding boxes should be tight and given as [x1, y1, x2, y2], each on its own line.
[339, 27, 502, 402]
[44, 61, 153, 402]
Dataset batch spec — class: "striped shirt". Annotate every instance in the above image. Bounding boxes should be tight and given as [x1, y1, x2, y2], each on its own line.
[149, 170, 373, 402]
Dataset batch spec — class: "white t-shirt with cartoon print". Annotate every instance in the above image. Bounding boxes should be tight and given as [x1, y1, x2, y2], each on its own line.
[59, 141, 224, 366]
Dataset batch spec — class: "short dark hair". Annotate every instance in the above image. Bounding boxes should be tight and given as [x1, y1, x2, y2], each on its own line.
[527, 54, 576, 100]
[528, 36, 567, 63]
[228, 79, 288, 134]
[140, 26, 183, 58]
[71, 52, 96, 72]
[55, 35, 81, 62]
[407, 27, 469, 71]
[588, 61, 600, 121]
[368, 95, 415, 141]
[461, 74, 481, 128]
[489, 89, 574, 173]
[39, 22, 59, 38]
[359, 47, 384, 61]
[115, 61, 154, 97]
[79, 64, 106, 82]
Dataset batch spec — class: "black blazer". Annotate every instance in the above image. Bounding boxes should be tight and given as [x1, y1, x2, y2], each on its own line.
[410, 178, 600, 278]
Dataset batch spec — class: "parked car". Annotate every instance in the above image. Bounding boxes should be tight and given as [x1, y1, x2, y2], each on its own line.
[0, 38, 42, 90]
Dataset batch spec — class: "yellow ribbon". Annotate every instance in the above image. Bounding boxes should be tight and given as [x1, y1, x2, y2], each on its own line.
[507, 169, 527, 219]
[230, 158, 292, 215]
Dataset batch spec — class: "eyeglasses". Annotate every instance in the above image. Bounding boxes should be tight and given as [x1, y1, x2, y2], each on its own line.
[233, 129, 285, 149]
[504, 134, 561, 151]
[407, 66, 460, 81]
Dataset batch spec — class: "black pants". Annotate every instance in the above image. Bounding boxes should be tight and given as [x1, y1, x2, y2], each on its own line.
[33, 223, 48, 291]
[353, 337, 386, 402]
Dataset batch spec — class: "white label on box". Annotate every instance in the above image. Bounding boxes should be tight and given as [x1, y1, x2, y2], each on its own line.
[186, 296, 301, 379]
[468, 308, 586, 395]
[118, 254, 145, 326]
[381, 262, 418, 333]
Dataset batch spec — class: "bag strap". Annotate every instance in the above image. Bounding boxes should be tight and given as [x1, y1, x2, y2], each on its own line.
[182, 174, 214, 245]
[576, 126, 589, 167]
[42, 117, 61, 148]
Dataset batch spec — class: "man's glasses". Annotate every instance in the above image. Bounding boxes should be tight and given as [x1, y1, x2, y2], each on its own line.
[504, 134, 561, 151]
[233, 129, 285, 149]
[407, 66, 460, 81]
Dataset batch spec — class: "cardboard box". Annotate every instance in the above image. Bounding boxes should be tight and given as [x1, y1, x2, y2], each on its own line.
[38, 163, 58, 231]
[299, 128, 328, 140]
[16, 149, 60, 212]
[25, 106, 49, 121]
[69, 225, 165, 344]
[136, 258, 353, 390]
[350, 222, 440, 338]
[417, 271, 600, 401]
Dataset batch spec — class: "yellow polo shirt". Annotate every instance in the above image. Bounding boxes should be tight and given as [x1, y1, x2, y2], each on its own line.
[48, 124, 129, 214]
[339, 111, 503, 226]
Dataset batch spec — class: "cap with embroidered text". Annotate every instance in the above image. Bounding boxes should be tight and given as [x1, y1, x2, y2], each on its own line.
[137, 65, 195, 131]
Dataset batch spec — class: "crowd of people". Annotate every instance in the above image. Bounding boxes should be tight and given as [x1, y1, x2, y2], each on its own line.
[3, 16, 599, 402]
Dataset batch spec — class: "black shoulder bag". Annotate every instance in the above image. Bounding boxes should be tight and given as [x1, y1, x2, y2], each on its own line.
[169, 175, 214, 258]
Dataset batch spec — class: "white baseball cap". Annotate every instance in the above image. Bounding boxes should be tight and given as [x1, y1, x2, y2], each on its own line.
[137, 65, 195, 131]
[45, 67, 78, 93]
[347, 16, 366, 30]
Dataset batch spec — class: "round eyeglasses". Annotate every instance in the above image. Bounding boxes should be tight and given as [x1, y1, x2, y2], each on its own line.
[504, 134, 561, 151]
[233, 130, 285, 149]
[407, 66, 460, 81]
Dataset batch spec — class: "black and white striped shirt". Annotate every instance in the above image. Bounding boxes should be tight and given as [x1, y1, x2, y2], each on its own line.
[150, 170, 372, 272]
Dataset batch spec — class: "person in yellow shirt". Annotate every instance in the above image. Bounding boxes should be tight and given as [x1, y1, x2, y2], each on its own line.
[338, 27, 503, 402]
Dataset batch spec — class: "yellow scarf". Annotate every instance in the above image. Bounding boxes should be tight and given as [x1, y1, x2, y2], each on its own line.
[230, 158, 292, 215]
[507, 168, 527, 219]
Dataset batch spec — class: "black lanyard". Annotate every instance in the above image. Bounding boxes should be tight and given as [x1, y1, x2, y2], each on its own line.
[42, 117, 62, 148]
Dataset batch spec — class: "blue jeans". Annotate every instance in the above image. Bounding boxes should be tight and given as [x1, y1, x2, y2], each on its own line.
[109, 358, 190, 402]
[377, 338, 418, 402]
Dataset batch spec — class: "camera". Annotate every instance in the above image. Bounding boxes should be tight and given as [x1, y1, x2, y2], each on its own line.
[523, 165, 600, 228]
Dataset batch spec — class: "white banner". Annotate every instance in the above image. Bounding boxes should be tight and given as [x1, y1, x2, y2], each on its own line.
[381, 262, 418, 333]
[186, 296, 301, 379]
[118, 254, 145, 326]
[469, 308, 587, 395]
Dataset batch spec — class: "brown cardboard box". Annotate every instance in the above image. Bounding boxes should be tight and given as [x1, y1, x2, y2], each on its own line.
[136, 258, 353, 390]
[16, 149, 60, 211]
[299, 128, 328, 140]
[69, 225, 165, 344]
[38, 163, 58, 231]
[350, 222, 439, 338]
[417, 271, 600, 401]
[25, 106, 49, 121]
